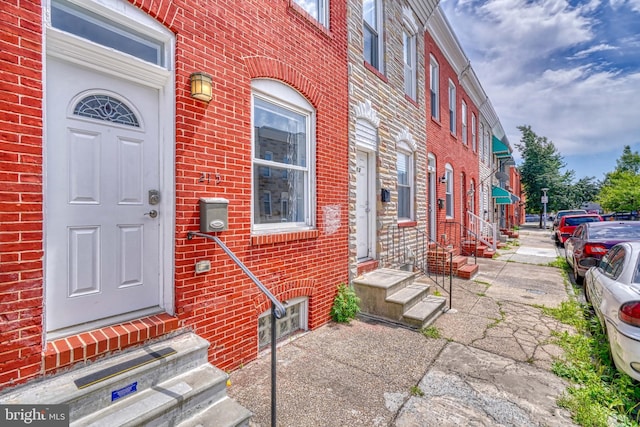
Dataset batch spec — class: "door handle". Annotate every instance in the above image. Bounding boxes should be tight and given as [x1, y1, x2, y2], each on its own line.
[144, 210, 158, 218]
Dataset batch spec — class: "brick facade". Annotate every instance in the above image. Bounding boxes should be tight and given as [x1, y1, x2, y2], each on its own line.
[424, 31, 480, 246]
[0, 0, 349, 390]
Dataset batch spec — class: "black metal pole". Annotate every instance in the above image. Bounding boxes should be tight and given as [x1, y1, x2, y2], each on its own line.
[271, 302, 277, 427]
[449, 252, 453, 310]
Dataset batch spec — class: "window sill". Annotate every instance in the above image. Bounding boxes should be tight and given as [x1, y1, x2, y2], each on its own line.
[405, 94, 419, 108]
[398, 221, 417, 227]
[364, 61, 388, 83]
[251, 229, 319, 245]
[288, 1, 332, 38]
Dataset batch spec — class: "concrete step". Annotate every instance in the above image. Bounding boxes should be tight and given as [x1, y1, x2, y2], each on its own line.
[0, 332, 250, 427]
[73, 364, 229, 426]
[385, 283, 431, 320]
[402, 296, 447, 328]
[177, 397, 251, 427]
[353, 268, 416, 299]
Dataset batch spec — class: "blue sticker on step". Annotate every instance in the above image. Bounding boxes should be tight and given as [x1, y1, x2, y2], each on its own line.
[112, 382, 137, 401]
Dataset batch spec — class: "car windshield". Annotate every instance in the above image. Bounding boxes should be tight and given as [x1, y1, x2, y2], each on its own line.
[564, 217, 600, 226]
[558, 210, 586, 218]
[590, 225, 640, 239]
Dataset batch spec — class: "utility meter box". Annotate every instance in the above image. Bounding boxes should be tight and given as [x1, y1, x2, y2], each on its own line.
[199, 197, 229, 232]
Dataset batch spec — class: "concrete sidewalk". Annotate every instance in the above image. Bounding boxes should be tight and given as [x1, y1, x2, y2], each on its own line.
[228, 224, 578, 426]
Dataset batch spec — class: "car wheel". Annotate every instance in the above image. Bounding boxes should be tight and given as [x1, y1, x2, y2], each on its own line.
[574, 261, 583, 286]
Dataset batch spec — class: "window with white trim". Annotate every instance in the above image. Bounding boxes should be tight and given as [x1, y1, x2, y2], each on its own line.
[397, 143, 414, 221]
[258, 297, 308, 349]
[471, 114, 477, 152]
[403, 31, 416, 99]
[51, 0, 166, 67]
[252, 79, 315, 231]
[461, 101, 467, 144]
[479, 122, 485, 159]
[363, 0, 383, 72]
[448, 81, 456, 134]
[293, 0, 329, 27]
[430, 56, 439, 120]
[445, 165, 454, 218]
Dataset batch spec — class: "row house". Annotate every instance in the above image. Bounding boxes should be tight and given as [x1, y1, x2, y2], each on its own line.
[1, 0, 350, 421]
[1, 0, 520, 423]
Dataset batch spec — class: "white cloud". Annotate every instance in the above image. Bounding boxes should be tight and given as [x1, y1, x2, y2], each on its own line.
[441, 0, 640, 177]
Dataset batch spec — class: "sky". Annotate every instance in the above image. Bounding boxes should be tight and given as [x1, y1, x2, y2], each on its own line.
[440, 0, 640, 182]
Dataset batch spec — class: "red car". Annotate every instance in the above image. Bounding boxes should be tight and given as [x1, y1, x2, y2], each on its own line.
[565, 221, 640, 284]
[555, 214, 603, 246]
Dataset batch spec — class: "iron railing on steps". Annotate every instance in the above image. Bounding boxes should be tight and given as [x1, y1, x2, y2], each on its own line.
[382, 225, 452, 309]
[187, 231, 285, 427]
[442, 220, 479, 264]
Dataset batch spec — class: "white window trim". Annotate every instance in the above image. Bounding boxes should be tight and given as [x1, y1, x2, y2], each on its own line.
[397, 141, 415, 221]
[461, 101, 467, 144]
[445, 164, 454, 218]
[472, 114, 477, 152]
[430, 56, 439, 120]
[293, 0, 329, 27]
[251, 79, 316, 233]
[448, 81, 456, 134]
[363, 0, 384, 73]
[402, 8, 418, 99]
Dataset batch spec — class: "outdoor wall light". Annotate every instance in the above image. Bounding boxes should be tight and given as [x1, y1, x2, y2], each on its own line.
[190, 72, 213, 102]
[438, 175, 447, 184]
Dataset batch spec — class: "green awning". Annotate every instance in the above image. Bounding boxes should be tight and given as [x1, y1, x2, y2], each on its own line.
[492, 136, 511, 158]
[491, 185, 510, 198]
[492, 185, 517, 205]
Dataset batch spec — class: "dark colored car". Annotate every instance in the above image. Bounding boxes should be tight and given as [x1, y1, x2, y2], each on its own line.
[565, 221, 640, 284]
[554, 214, 602, 246]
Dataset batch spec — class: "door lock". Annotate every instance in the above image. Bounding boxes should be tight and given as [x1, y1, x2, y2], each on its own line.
[144, 210, 158, 218]
[148, 190, 160, 205]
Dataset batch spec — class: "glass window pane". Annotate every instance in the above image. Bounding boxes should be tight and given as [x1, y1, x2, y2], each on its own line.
[254, 167, 306, 224]
[52, 0, 164, 67]
[363, 0, 377, 28]
[294, 0, 319, 20]
[254, 98, 307, 167]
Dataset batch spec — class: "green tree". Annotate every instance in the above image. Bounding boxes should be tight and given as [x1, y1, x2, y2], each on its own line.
[597, 146, 640, 212]
[615, 145, 640, 174]
[569, 176, 601, 209]
[597, 171, 640, 212]
[515, 126, 573, 225]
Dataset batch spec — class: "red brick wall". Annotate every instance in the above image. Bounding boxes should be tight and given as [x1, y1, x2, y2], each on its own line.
[425, 32, 479, 243]
[0, 0, 349, 389]
[0, 0, 45, 388]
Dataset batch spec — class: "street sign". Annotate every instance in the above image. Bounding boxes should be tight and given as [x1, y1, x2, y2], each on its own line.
[541, 196, 548, 203]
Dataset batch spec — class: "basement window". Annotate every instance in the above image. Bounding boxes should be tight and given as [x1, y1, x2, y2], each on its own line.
[258, 297, 308, 350]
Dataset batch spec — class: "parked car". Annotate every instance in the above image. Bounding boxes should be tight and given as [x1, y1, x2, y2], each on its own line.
[525, 214, 539, 222]
[565, 221, 640, 284]
[553, 209, 587, 230]
[554, 214, 602, 246]
[585, 241, 640, 381]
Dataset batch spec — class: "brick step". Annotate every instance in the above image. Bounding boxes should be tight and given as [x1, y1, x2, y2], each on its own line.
[456, 263, 479, 279]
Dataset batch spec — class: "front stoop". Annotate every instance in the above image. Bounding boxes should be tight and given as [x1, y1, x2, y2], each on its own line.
[0, 332, 251, 427]
[353, 268, 447, 329]
[456, 263, 479, 279]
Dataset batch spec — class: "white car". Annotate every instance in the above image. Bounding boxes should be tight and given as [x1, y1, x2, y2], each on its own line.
[585, 241, 640, 381]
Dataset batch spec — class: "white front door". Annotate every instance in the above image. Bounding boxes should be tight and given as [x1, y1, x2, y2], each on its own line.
[45, 57, 162, 332]
[428, 171, 436, 240]
[356, 151, 371, 260]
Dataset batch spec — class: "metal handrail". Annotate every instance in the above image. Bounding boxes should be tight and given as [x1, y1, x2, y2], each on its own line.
[467, 211, 497, 251]
[187, 231, 284, 427]
[383, 225, 452, 309]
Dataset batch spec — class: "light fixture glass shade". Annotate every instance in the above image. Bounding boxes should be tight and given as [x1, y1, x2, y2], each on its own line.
[190, 72, 213, 102]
